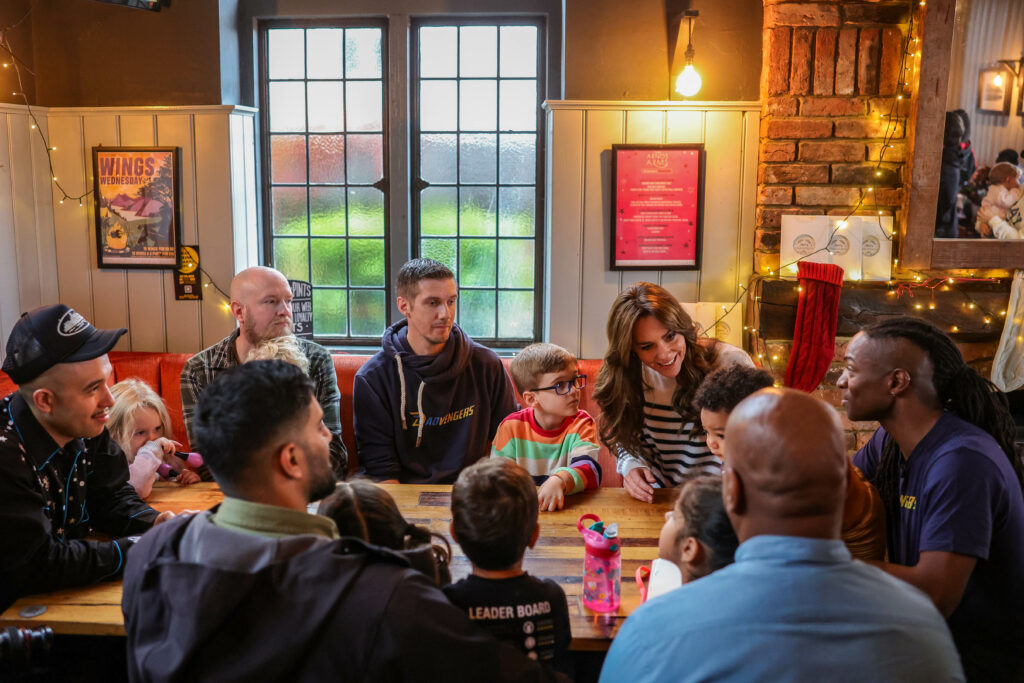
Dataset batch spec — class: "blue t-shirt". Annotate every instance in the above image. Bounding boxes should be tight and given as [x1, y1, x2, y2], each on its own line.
[854, 413, 1024, 680]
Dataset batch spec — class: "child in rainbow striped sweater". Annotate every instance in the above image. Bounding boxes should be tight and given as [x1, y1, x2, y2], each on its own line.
[491, 343, 602, 511]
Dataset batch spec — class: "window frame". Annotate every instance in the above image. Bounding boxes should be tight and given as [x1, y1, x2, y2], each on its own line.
[410, 15, 547, 348]
[258, 17, 393, 346]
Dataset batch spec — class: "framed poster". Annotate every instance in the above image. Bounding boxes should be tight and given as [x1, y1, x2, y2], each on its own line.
[977, 68, 1011, 115]
[611, 144, 705, 270]
[93, 146, 182, 269]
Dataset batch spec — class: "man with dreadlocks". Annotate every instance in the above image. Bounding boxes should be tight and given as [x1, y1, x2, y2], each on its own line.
[839, 317, 1024, 680]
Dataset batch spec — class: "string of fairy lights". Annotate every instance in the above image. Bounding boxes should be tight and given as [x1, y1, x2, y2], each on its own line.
[0, 6, 234, 312]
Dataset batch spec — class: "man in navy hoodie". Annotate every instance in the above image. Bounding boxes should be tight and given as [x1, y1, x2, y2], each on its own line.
[354, 258, 517, 483]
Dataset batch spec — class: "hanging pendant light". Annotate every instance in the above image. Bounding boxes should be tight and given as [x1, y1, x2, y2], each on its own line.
[675, 12, 702, 98]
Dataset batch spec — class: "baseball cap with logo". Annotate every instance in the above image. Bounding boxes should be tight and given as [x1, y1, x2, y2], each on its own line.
[1, 305, 127, 385]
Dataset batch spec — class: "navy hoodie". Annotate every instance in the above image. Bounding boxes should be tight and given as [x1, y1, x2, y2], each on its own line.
[354, 320, 517, 483]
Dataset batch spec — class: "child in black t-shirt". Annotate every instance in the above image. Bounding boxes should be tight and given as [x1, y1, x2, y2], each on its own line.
[444, 459, 573, 677]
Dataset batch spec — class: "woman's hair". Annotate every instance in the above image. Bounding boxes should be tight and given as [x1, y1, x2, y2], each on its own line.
[674, 475, 738, 577]
[862, 317, 1024, 525]
[109, 378, 173, 462]
[593, 282, 718, 459]
[318, 479, 451, 585]
[245, 335, 310, 373]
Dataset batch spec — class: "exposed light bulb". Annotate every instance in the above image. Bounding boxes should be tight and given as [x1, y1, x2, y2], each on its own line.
[675, 64, 702, 97]
[993, 74, 1004, 87]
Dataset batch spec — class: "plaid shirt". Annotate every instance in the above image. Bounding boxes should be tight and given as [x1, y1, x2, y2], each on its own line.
[180, 330, 347, 474]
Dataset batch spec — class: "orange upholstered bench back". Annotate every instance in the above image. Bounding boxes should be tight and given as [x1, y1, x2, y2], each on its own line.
[0, 352, 623, 487]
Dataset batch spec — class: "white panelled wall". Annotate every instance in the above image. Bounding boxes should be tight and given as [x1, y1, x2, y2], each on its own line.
[544, 101, 760, 358]
[0, 105, 258, 359]
[3, 101, 758, 360]
[0, 104, 59, 348]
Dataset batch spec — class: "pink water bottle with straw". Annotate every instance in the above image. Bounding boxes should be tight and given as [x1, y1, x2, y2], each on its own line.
[578, 513, 621, 612]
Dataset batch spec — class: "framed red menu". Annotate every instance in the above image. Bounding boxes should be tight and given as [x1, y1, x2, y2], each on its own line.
[610, 144, 705, 271]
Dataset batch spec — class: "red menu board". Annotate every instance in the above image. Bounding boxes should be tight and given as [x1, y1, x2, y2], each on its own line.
[611, 145, 704, 270]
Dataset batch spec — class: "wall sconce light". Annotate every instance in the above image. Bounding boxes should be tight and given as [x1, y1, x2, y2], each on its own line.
[674, 10, 701, 98]
[997, 53, 1024, 84]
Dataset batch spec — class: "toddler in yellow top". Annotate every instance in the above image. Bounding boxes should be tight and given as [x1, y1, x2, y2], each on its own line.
[491, 343, 601, 511]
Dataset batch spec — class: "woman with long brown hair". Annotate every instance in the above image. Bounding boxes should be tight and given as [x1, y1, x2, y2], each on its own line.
[593, 282, 752, 502]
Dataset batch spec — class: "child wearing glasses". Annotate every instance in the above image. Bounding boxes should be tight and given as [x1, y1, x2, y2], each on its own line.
[491, 343, 601, 511]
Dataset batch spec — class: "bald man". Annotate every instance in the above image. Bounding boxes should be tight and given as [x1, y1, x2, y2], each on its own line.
[181, 267, 347, 474]
[601, 388, 963, 682]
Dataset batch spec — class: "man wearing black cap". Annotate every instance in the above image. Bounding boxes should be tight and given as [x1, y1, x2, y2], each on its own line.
[0, 304, 174, 610]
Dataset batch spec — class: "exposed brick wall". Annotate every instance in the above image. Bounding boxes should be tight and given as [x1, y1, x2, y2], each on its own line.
[750, 1, 1008, 453]
[755, 1, 912, 276]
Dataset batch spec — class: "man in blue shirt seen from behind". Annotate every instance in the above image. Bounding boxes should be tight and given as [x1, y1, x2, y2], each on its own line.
[601, 388, 964, 683]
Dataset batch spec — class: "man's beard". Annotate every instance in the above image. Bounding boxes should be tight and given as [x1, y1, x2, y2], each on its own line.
[307, 457, 338, 502]
[242, 313, 294, 346]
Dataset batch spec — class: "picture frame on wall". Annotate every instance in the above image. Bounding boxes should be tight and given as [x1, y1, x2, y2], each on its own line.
[977, 67, 1011, 115]
[93, 146, 182, 269]
[610, 144, 705, 271]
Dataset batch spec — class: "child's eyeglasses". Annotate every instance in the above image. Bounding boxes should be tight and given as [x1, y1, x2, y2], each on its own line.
[530, 374, 587, 395]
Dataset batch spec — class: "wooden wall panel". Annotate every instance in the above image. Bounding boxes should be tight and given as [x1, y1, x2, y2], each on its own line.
[0, 114, 21, 345]
[157, 114, 204, 354]
[10, 113, 44, 311]
[82, 114, 130, 351]
[544, 101, 760, 357]
[48, 115, 94, 321]
[545, 109, 585, 350]
[242, 115, 259, 267]
[193, 113, 240, 348]
[30, 115, 59, 307]
[700, 110, 744, 303]
[579, 109, 626, 359]
[0, 108, 60, 357]
[737, 112, 759, 299]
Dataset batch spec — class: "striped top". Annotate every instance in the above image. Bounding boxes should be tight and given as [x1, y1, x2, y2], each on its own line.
[491, 408, 602, 494]
[616, 343, 754, 487]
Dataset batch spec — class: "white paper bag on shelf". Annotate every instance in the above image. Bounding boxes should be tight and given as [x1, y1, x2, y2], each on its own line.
[860, 215, 894, 281]
[780, 214, 829, 277]
[826, 217, 862, 281]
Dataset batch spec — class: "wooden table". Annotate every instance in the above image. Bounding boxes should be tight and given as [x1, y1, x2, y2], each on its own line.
[0, 482, 673, 649]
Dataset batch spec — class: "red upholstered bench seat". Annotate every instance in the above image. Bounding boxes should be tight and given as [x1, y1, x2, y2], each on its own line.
[0, 352, 622, 487]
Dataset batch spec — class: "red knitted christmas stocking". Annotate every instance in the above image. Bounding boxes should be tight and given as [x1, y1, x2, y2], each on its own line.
[784, 261, 845, 392]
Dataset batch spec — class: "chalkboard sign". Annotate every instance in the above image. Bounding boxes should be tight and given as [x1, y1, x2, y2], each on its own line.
[289, 280, 313, 340]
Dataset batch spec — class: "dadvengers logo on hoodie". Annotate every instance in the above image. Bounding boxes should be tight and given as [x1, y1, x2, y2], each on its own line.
[410, 404, 475, 428]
